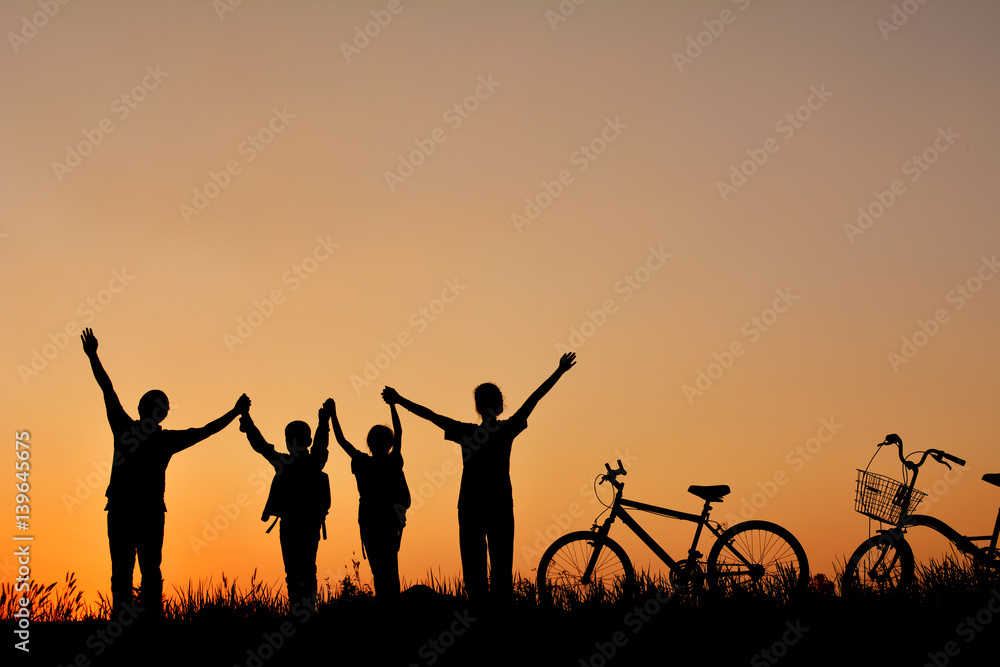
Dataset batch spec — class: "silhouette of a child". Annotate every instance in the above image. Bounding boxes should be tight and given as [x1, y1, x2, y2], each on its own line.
[327, 397, 409, 605]
[80, 328, 249, 622]
[240, 404, 331, 612]
[385, 352, 576, 608]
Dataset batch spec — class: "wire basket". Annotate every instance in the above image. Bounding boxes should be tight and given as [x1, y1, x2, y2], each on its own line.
[855, 469, 926, 524]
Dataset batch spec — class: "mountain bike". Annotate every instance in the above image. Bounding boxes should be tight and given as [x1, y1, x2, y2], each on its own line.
[842, 434, 1000, 595]
[536, 461, 809, 606]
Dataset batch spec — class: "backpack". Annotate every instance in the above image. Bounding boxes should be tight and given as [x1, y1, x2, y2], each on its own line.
[262, 463, 331, 537]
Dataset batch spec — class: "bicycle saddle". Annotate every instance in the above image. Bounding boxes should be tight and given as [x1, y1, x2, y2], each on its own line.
[983, 473, 1000, 488]
[688, 485, 730, 502]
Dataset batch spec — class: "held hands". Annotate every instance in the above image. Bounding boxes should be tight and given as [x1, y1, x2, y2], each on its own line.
[558, 352, 577, 374]
[81, 328, 98, 356]
[322, 398, 336, 418]
[382, 387, 400, 405]
[235, 394, 251, 416]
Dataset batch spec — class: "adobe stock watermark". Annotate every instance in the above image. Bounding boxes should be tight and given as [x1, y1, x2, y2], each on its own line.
[190, 464, 273, 555]
[887, 253, 997, 372]
[60, 457, 114, 514]
[578, 588, 673, 667]
[511, 116, 628, 234]
[235, 599, 315, 667]
[51, 66, 169, 182]
[212, 0, 245, 22]
[750, 619, 810, 666]
[340, 0, 413, 63]
[520, 448, 638, 567]
[723, 417, 843, 525]
[672, 0, 753, 73]
[224, 236, 339, 352]
[716, 84, 833, 202]
[17, 268, 134, 385]
[922, 589, 1000, 667]
[7, 0, 72, 54]
[179, 107, 295, 223]
[407, 610, 477, 667]
[349, 278, 467, 394]
[544, 0, 588, 31]
[384, 75, 501, 192]
[555, 245, 671, 354]
[877, 0, 932, 41]
[682, 288, 799, 404]
[843, 126, 959, 244]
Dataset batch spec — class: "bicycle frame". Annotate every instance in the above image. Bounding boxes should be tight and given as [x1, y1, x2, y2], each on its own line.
[900, 513, 1000, 561]
[587, 483, 725, 578]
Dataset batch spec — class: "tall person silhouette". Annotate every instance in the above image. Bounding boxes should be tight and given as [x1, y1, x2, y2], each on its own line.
[80, 328, 249, 622]
[327, 396, 410, 607]
[239, 403, 331, 612]
[385, 352, 576, 609]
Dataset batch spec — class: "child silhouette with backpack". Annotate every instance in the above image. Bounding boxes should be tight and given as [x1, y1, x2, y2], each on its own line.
[326, 396, 410, 606]
[239, 403, 331, 612]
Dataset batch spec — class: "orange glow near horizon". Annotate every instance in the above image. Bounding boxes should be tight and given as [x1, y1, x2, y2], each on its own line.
[3, 0, 999, 608]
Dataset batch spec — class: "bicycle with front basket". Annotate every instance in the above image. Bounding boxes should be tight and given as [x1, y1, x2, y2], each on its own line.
[842, 433, 1000, 595]
[536, 460, 809, 606]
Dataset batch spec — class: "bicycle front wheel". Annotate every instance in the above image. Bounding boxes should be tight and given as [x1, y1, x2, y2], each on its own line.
[706, 521, 809, 596]
[842, 532, 914, 597]
[536, 531, 635, 608]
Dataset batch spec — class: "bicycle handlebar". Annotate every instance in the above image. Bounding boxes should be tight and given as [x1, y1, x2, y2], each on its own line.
[600, 460, 627, 487]
[876, 434, 966, 470]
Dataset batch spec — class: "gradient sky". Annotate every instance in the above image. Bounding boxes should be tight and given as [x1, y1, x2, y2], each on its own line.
[3, 0, 999, 606]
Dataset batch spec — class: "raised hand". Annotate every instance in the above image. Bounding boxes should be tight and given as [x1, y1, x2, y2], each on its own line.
[323, 398, 336, 416]
[238, 413, 252, 433]
[558, 352, 577, 373]
[81, 328, 98, 356]
[382, 387, 400, 405]
[235, 393, 251, 416]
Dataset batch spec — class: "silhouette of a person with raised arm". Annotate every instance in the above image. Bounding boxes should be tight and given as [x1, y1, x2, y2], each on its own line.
[326, 396, 410, 607]
[239, 403, 330, 612]
[80, 328, 249, 623]
[385, 352, 576, 609]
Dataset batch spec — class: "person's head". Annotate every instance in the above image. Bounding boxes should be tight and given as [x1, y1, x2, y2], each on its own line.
[138, 390, 169, 424]
[284, 421, 312, 455]
[367, 425, 393, 456]
[474, 383, 503, 420]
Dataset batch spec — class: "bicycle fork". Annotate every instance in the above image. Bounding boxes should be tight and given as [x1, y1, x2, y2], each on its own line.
[581, 515, 617, 585]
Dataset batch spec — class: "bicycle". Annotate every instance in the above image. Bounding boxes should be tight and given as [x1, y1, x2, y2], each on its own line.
[842, 433, 1000, 596]
[536, 460, 809, 607]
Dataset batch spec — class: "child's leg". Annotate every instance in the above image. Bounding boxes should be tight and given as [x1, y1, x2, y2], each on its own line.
[107, 509, 137, 616]
[486, 506, 515, 607]
[135, 511, 166, 621]
[362, 520, 400, 602]
[458, 508, 489, 605]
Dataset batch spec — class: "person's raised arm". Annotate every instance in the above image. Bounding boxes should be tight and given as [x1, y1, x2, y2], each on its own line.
[383, 386, 452, 431]
[388, 401, 402, 455]
[238, 407, 280, 465]
[512, 352, 576, 422]
[81, 328, 126, 421]
[324, 398, 361, 459]
[312, 403, 331, 469]
[173, 394, 250, 454]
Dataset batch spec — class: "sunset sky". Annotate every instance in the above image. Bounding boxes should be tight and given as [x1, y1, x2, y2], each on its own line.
[2, 0, 999, 606]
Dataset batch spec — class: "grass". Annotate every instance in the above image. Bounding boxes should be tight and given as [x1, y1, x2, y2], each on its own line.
[4, 560, 999, 666]
[4, 557, 997, 623]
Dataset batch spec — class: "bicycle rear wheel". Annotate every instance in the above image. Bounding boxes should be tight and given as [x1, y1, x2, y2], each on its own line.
[842, 532, 914, 597]
[706, 520, 809, 596]
[536, 531, 635, 608]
